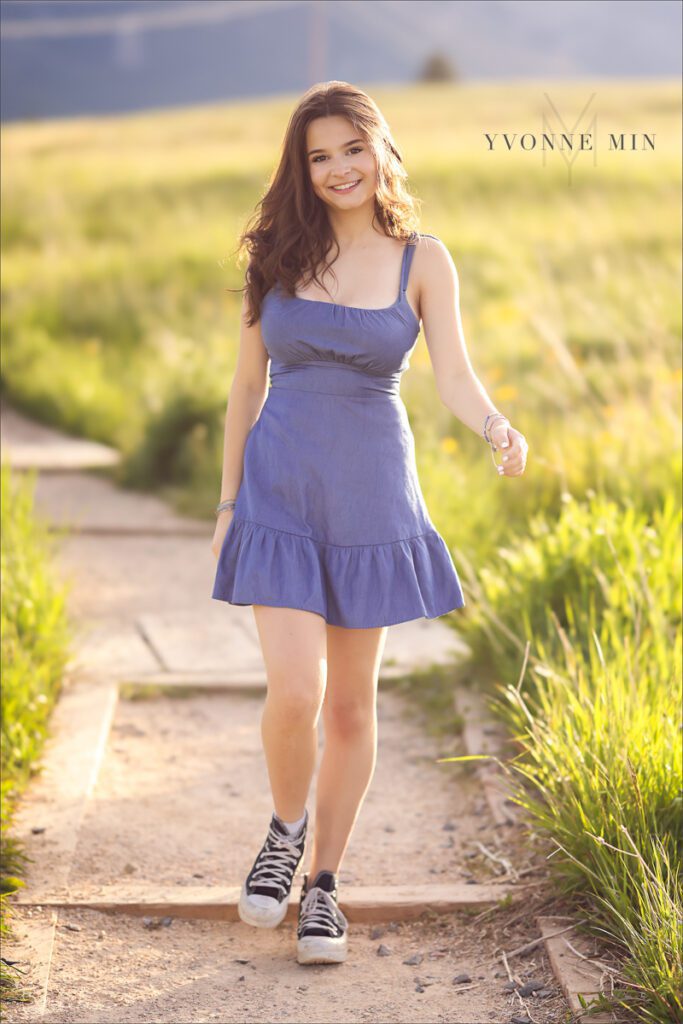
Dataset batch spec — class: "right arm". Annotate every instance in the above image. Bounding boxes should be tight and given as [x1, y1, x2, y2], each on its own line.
[211, 290, 270, 558]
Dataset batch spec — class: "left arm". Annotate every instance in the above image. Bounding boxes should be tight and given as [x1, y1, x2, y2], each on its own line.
[417, 236, 527, 477]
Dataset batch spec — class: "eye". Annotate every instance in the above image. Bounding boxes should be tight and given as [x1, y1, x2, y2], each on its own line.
[312, 146, 363, 164]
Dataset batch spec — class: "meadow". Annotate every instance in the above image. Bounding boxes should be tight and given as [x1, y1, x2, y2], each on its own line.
[1, 80, 681, 1020]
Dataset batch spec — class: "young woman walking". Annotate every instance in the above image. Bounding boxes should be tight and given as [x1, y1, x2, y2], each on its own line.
[211, 81, 528, 966]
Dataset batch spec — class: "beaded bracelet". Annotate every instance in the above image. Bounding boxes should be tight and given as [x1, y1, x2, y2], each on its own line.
[483, 412, 510, 469]
[215, 498, 237, 516]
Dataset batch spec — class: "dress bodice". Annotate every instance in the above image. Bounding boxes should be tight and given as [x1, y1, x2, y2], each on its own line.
[260, 233, 422, 381]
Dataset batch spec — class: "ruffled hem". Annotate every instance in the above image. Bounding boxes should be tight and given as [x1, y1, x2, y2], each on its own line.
[211, 517, 466, 629]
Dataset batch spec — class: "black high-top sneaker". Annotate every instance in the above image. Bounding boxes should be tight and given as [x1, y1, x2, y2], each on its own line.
[296, 869, 349, 964]
[238, 809, 309, 929]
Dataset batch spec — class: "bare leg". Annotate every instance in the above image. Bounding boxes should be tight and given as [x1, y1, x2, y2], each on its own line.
[252, 605, 327, 822]
[307, 624, 388, 878]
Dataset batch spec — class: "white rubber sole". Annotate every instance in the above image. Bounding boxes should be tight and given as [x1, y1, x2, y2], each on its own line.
[238, 882, 290, 929]
[297, 933, 348, 965]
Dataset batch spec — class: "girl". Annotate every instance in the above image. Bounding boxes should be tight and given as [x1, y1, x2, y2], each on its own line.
[211, 81, 528, 966]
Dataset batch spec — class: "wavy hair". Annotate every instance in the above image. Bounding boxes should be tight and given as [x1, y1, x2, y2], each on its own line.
[228, 81, 422, 326]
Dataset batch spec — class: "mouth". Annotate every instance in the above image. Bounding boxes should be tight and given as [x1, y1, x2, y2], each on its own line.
[329, 179, 361, 193]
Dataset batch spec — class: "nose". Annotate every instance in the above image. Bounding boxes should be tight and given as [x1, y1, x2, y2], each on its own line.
[330, 171, 355, 185]
[328, 160, 354, 177]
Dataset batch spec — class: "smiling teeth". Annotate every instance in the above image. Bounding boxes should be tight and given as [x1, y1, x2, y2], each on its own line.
[331, 180, 360, 191]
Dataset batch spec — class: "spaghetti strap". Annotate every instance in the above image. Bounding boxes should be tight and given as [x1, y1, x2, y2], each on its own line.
[400, 232, 420, 295]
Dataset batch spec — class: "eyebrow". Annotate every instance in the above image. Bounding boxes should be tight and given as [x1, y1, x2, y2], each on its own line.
[307, 137, 365, 156]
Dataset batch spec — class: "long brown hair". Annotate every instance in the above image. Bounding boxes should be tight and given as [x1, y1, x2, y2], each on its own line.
[229, 81, 422, 327]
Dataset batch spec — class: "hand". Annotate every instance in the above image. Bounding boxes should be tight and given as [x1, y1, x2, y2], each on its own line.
[489, 421, 528, 477]
[211, 509, 234, 560]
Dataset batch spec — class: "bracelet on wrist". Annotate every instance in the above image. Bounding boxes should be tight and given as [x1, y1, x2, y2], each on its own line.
[215, 498, 237, 516]
[483, 412, 510, 471]
[483, 412, 509, 446]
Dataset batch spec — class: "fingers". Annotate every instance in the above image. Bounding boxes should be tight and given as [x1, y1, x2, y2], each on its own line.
[499, 458, 524, 476]
[497, 434, 528, 477]
[487, 423, 528, 477]
[498, 437, 527, 476]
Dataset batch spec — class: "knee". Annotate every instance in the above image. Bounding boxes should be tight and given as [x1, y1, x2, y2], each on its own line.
[265, 674, 325, 727]
[325, 698, 375, 740]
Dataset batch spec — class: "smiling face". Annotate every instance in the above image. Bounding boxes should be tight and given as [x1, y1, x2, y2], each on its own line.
[306, 115, 378, 211]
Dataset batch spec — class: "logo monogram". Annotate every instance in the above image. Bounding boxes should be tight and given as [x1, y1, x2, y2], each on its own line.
[542, 92, 598, 185]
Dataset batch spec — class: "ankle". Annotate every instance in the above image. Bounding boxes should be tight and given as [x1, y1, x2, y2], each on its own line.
[307, 866, 338, 883]
[275, 808, 308, 836]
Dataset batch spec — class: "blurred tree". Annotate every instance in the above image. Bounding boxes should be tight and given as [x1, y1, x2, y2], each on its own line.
[418, 52, 460, 83]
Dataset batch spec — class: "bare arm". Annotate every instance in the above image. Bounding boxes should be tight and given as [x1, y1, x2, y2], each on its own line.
[417, 236, 528, 477]
[216, 291, 270, 506]
[418, 236, 503, 435]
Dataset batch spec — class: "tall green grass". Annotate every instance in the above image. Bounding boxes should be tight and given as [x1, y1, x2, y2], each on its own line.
[445, 488, 682, 1022]
[0, 465, 73, 1002]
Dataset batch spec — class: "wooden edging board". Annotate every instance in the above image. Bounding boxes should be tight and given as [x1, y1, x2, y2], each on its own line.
[537, 916, 625, 1023]
[454, 687, 628, 1022]
[15, 881, 521, 924]
[452, 682, 520, 826]
[6, 678, 119, 1016]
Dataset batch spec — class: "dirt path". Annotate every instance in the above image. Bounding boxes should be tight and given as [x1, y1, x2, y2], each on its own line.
[1, 403, 570, 1024]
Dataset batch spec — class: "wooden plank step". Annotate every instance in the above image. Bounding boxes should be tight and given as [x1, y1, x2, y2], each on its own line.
[117, 670, 267, 692]
[1, 440, 121, 471]
[15, 882, 520, 923]
[116, 659, 461, 692]
[537, 916, 623, 1023]
[0, 399, 121, 470]
[453, 684, 520, 826]
[8, 681, 119, 895]
[32, 470, 210, 535]
[131, 610, 468, 685]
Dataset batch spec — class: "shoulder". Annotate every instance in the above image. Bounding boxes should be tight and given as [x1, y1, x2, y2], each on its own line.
[412, 233, 458, 297]
[413, 232, 451, 261]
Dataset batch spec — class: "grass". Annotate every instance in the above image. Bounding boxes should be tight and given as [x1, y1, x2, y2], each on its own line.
[0, 465, 73, 1002]
[441, 488, 682, 1021]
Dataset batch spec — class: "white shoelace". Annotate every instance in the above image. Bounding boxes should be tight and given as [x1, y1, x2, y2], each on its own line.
[299, 885, 349, 934]
[250, 823, 304, 899]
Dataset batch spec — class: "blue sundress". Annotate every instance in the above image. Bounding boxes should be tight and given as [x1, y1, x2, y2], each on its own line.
[212, 231, 466, 628]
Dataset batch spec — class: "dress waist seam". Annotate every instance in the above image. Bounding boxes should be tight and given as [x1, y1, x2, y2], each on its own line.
[233, 516, 435, 550]
[272, 358, 398, 372]
[268, 384, 399, 400]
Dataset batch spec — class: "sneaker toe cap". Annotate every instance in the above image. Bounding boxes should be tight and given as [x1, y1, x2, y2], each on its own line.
[247, 894, 281, 910]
